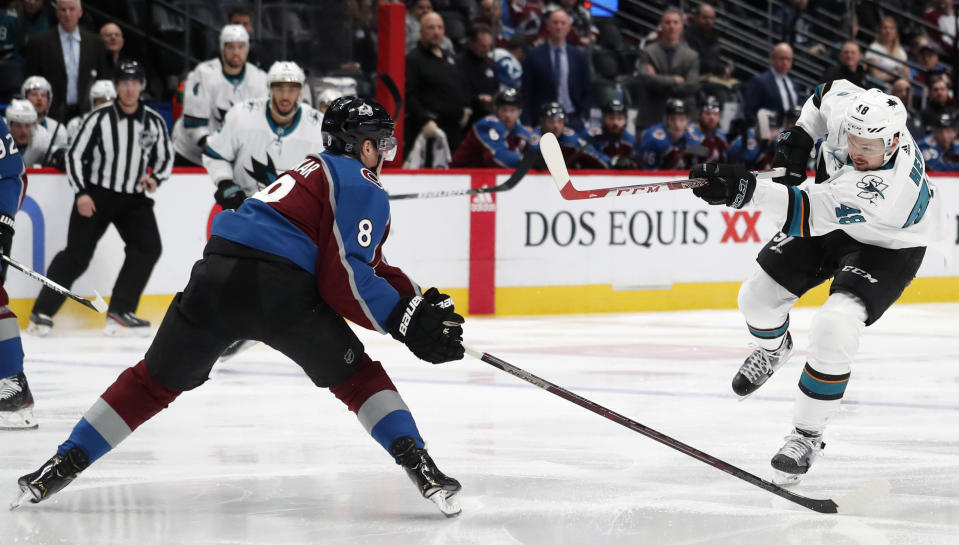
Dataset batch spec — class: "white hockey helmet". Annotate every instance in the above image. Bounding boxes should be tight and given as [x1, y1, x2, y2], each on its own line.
[267, 61, 306, 87]
[317, 88, 343, 106]
[6, 99, 38, 125]
[21, 75, 53, 101]
[843, 88, 907, 164]
[219, 24, 249, 48]
[89, 79, 117, 105]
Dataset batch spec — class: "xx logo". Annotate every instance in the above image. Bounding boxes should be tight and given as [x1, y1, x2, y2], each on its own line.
[720, 211, 762, 243]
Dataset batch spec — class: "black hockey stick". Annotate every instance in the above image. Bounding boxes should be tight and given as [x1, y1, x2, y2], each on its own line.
[539, 132, 785, 200]
[463, 345, 888, 514]
[2, 254, 108, 313]
[378, 73, 403, 119]
[388, 151, 535, 201]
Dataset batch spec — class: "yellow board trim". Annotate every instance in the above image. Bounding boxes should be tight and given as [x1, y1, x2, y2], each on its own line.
[8, 277, 957, 329]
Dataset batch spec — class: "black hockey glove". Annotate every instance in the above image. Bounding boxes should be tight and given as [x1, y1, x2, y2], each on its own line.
[0, 214, 14, 281]
[772, 125, 814, 186]
[610, 155, 639, 170]
[214, 180, 246, 210]
[690, 163, 756, 209]
[388, 287, 465, 364]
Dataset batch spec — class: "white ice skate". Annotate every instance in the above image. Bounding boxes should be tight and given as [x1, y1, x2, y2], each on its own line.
[771, 428, 824, 486]
[26, 313, 53, 337]
[733, 332, 794, 397]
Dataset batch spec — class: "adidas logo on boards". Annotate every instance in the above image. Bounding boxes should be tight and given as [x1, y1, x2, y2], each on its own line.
[470, 191, 496, 212]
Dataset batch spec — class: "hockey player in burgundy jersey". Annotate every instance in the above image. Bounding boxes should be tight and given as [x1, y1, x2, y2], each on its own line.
[14, 96, 466, 517]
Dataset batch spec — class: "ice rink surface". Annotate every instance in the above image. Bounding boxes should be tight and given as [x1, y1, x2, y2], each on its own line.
[2, 303, 957, 545]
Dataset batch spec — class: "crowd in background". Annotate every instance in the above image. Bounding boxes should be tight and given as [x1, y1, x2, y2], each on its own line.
[1, 0, 958, 172]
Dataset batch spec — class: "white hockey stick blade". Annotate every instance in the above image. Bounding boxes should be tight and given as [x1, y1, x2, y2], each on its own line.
[833, 479, 891, 514]
[91, 290, 109, 313]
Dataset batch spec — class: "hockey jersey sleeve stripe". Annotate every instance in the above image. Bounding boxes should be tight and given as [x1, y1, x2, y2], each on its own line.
[812, 81, 832, 109]
[182, 115, 209, 128]
[783, 185, 810, 237]
[321, 157, 390, 333]
[902, 177, 931, 228]
[203, 144, 228, 161]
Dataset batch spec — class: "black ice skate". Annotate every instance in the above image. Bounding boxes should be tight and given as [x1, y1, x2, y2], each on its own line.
[0, 372, 37, 430]
[26, 312, 53, 337]
[11, 447, 89, 510]
[104, 311, 152, 337]
[770, 428, 825, 486]
[732, 332, 794, 397]
[390, 436, 462, 517]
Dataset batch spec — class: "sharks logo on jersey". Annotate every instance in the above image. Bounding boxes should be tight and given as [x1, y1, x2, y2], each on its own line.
[856, 175, 887, 204]
[245, 153, 280, 188]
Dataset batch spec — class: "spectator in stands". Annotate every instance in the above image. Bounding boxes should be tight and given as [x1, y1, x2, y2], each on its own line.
[1, 0, 17, 59]
[228, 6, 260, 68]
[521, 9, 590, 131]
[693, 96, 727, 163]
[728, 106, 801, 170]
[543, 0, 595, 46]
[683, 3, 721, 76]
[637, 98, 703, 170]
[406, 0, 454, 54]
[406, 11, 470, 154]
[920, 112, 959, 172]
[742, 43, 800, 126]
[586, 98, 639, 169]
[493, 35, 526, 91]
[864, 16, 908, 85]
[923, 0, 956, 51]
[14, 0, 56, 51]
[779, 0, 826, 55]
[475, 0, 508, 45]
[25, 0, 105, 121]
[907, 34, 931, 66]
[913, 41, 947, 86]
[891, 77, 927, 142]
[506, 0, 545, 41]
[535, 101, 606, 168]
[921, 75, 958, 132]
[634, 8, 699, 131]
[822, 41, 868, 89]
[99, 23, 125, 76]
[459, 24, 499, 126]
[451, 88, 532, 168]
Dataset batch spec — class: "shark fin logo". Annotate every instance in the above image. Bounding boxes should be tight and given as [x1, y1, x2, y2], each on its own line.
[245, 154, 279, 187]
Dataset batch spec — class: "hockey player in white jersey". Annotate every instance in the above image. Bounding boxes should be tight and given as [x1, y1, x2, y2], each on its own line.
[172, 24, 268, 166]
[5, 99, 49, 167]
[202, 61, 324, 210]
[66, 80, 117, 145]
[21, 76, 68, 154]
[689, 79, 943, 484]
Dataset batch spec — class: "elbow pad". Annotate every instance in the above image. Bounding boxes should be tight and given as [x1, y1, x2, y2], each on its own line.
[772, 126, 814, 186]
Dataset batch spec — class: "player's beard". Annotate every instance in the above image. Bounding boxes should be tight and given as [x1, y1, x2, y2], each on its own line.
[270, 99, 297, 125]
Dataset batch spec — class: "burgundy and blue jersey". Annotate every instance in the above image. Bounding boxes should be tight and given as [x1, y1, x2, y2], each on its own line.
[0, 117, 27, 378]
[637, 123, 705, 170]
[210, 151, 418, 333]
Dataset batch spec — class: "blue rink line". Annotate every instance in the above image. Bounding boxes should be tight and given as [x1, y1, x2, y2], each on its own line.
[27, 357, 959, 413]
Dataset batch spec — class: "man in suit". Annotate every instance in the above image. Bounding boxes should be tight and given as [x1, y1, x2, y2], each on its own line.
[25, 0, 104, 121]
[742, 43, 802, 126]
[521, 9, 591, 131]
[634, 8, 699, 131]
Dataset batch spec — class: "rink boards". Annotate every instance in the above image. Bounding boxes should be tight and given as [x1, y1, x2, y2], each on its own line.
[5, 168, 958, 326]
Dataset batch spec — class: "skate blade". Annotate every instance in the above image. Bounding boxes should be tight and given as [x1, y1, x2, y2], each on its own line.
[427, 489, 462, 518]
[9, 488, 35, 511]
[772, 470, 803, 486]
[0, 407, 39, 430]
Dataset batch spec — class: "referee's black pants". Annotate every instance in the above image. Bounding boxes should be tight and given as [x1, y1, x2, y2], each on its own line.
[33, 186, 162, 317]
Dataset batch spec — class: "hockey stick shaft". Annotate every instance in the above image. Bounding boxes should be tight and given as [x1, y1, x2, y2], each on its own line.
[463, 345, 839, 514]
[1, 254, 108, 313]
[378, 73, 403, 119]
[388, 151, 535, 201]
[539, 132, 784, 200]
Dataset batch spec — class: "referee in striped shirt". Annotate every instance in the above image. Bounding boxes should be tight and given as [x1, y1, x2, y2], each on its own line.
[29, 61, 173, 336]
